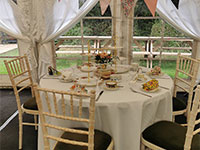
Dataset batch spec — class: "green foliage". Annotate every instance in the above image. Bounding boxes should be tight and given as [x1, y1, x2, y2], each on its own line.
[134, 0, 157, 36]
[86, 2, 111, 17]
[151, 20, 189, 48]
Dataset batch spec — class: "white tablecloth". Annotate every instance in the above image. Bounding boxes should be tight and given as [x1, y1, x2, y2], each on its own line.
[38, 67, 173, 150]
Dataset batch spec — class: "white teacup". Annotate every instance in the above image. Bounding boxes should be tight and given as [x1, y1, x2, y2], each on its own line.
[131, 63, 139, 72]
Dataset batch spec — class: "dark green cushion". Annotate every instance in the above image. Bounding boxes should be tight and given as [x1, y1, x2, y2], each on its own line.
[175, 115, 187, 125]
[55, 128, 112, 150]
[173, 97, 187, 111]
[23, 97, 38, 110]
[142, 121, 200, 150]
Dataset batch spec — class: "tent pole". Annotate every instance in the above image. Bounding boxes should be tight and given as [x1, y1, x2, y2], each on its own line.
[192, 40, 200, 83]
[51, 40, 56, 69]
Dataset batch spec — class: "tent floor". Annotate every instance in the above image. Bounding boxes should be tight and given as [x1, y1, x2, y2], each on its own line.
[0, 89, 37, 150]
[0, 89, 196, 149]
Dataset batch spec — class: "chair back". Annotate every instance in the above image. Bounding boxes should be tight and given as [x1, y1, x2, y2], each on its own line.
[184, 85, 200, 150]
[33, 85, 96, 150]
[4, 55, 34, 111]
[173, 53, 199, 115]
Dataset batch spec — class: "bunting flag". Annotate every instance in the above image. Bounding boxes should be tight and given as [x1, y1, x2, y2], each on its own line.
[100, 0, 111, 15]
[171, 0, 180, 9]
[121, 0, 135, 16]
[144, 0, 158, 17]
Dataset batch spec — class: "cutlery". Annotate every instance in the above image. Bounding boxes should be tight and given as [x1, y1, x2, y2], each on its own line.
[130, 88, 152, 97]
[96, 90, 104, 101]
[159, 86, 169, 90]
[43, 77, 60, 79]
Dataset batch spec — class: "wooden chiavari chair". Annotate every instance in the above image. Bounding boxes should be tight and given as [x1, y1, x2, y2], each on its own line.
[172, 53, 199, 123]
[33, 85, 114, 150]
[4, 55, 38, 150]
[141, 85, 200, 150]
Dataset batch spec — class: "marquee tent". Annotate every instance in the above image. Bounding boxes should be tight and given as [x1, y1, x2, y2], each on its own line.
[156, 0, 200, 82]
[0, 0, 98, 82]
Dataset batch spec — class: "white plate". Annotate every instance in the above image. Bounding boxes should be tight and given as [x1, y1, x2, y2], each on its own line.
[80, 66, 96, 72]
[112, 65, 130, 74]
[146, 72, 164, 77]
[78, 78, 97, 87]
[103, 85, 119, 91]
[59, 78, 74, 83]
[134, 76, 147, 82]
[141, 87, 160, 93]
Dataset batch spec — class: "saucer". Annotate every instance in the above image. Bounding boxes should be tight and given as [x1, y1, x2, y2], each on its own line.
[78, 78, 97, 87]
[80, 66, 96, 72]
[59, 78, 74, 83]
[146, 72, 164, 77]
[103, 85, 119, 91]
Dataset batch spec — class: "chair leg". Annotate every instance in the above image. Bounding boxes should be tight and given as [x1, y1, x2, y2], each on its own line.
[172, 115, 175, 122]
[34, 115, 37, 130]
[18, 113, 23, 150]
[140, 143, 146, 150]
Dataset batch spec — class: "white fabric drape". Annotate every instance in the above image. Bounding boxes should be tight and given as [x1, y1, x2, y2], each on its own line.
[157, 0, 200, 82]
[157, 0, 200, 40]
[0, 0, 98, 82]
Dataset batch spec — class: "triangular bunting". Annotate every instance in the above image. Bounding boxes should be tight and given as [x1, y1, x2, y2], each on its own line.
[144, 0, 158, 17]
[171, 0, 180, 9]
[100, 0, 111, 15]
[121, 0, 134, 17]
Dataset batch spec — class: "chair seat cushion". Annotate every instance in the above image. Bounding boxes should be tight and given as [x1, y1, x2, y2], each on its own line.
[23, 97, 38, 110]
[173, 97, 187, 111]
[55, 128, 112, 150]
[142, 121, 200, 150]
[175, 114, 187, 125]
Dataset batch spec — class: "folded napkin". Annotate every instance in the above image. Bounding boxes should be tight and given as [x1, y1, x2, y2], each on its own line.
[62, 71, 72, 79]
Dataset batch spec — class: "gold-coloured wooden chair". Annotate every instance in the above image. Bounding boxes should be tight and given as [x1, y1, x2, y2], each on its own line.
[4, 55, 38, 150]
[141, 85, 200, 150]
[33, 85, 114, 150]
[172, 53, 199, 122]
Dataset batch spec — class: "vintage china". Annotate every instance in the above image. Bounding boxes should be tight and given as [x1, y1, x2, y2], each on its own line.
[146, 71, 164, 77]
[112, 65, 130, 74]
[105, 80, 117, 88]
[131, 63, 139, 72]
[78, 77, 97, 87]
[103, 85, 119, 91]
[80, 65, 96, 72]
[59, 77, 74, 83]
[94, 68, 114, 79]
[133, 73, 147, 82]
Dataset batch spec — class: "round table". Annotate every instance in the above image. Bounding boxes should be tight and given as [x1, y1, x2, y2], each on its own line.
[38, 66, 173, 150]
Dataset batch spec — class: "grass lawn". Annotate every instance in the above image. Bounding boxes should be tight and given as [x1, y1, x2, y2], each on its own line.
[0, 49, 19, 74]
[0, 49, 177, 78]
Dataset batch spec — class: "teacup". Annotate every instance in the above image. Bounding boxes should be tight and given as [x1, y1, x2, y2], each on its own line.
[138, 74, 144, 79]
[106, 80, 117, 88]
[131, 63, 139, 72]
[136, 73, 147, 82]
